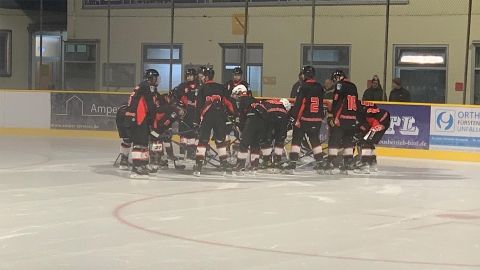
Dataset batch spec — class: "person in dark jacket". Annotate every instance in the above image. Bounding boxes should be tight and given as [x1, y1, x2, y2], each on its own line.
[362, 75, 386, 101]
[389, 78, 411, 102]
[324, 79, 335, 100]
[290, 72, 303, 98]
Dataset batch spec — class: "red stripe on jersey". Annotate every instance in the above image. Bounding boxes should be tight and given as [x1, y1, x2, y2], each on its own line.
[137, 96, 147, 125]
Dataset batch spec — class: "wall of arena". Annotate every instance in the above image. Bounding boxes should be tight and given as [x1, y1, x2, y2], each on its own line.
[67, 0, 479, 103]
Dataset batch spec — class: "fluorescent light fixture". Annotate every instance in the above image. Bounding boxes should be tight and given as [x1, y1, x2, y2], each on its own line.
[399, 55, 445, 64]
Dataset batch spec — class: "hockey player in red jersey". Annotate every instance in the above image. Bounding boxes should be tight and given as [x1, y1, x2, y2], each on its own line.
[124, 69, 159, 179]
[231, 85, 267, 175]
[324, 69, 359, 175]
[171, 68, 199, 160]
[193, 68, 235, 176]
[149, 99, 187, 172]
[259, 98, 291, 173]
[285, 66, 325, 174]
[353, 101, 391, 174]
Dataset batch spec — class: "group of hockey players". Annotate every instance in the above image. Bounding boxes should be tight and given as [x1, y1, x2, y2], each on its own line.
[116, 65, 391, 179]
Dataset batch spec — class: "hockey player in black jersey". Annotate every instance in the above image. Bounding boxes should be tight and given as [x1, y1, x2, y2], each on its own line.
[285, 66, 325, 174]
[224, 67, 251, 154]
[193, 68, 235, 176]
[324, 69, 359, 175]
[149, 99, 187, 172]
[259, 98, 291, 173]
[123, 69, 159, 179]
[171, 68, 199, 159]
[231, 85, 267, 175]
[353, 101, 390, 174]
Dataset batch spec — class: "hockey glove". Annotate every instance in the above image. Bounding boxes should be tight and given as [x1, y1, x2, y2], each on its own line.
[370, 125, 385, 132]
[193, 122, 200, 131]
[288, 117, 296, 125]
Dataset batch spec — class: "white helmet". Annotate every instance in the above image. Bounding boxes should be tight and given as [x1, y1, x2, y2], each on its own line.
[280, 98, 291, 111]
[231, 84, 247, 97]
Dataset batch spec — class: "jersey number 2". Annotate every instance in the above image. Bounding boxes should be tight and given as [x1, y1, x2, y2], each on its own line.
[310, 97, 319, 113]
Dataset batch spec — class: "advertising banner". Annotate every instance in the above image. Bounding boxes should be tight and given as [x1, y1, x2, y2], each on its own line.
[429, 106, 480, 152]
[376, 104, 430, 149]
[51, 93, 128, 131]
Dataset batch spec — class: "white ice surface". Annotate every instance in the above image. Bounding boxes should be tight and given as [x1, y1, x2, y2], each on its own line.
[0, 135, 479, 270]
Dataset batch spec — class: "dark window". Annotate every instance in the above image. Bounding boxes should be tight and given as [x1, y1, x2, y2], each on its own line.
[0, 30, 12, 77]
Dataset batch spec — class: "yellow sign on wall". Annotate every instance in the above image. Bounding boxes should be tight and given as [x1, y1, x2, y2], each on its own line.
[232, 14, 248, 35]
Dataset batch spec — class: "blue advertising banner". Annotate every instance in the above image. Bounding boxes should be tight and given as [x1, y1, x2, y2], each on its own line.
[429, 106, 480, 152]
[376, 104, 431, 149]
[51, 93, 128, 131]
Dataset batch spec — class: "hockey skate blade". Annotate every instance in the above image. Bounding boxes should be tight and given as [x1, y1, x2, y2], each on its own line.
[118, 165, 129, 171]
[193, 171, 201, 177]
[232, 171, 245, 176]
[175, 165, 186, 170]
[130, 173, 149, 180]
[323, 170, 333, 175]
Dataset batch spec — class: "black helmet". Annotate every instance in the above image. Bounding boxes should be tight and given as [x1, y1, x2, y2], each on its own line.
[186, 68, 197, 77]
[204, 68, 215, 79]
[197, 66, 207, 76]
[144, 69, 159, 81]
[168, 89, 180, 102]
[233, 67, 243, 75]
[301, 66, 315, 79]
[331, 69, 345, 82]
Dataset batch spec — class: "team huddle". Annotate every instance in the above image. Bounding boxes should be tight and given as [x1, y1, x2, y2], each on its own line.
[115, 66, 390, 179]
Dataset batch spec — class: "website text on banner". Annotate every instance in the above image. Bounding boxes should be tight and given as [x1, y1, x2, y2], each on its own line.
[377, 104, 430, 150]
[430, 107, 480, 152]
[50, 93, 128, 131]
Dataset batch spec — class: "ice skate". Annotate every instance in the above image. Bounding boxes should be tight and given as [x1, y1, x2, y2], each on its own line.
[354, 163, 370, 174]
[283, 161, 296, 175]
[146, 164, 158, 175]
[370, 158, 378, 172]
[118, 154, 129, 170]
[313, 161, 324, 175]
[130, 165, 149, 179]
[159, 159, 169, 170]
[323, 162, 333, 175]
[232, 163, 245, 176]
[339, 165, 349, 175]
[193, 165, 201, 177]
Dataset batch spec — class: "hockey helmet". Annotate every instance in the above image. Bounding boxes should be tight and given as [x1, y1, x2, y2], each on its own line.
[233, 67, 243, 75]
[186, 68, 197, 77]
[301, 66, 315, 79]
[197, 66, 207, 76]
[231, 84, 247, 98]
[204, 68, 215, 79]
[279, 98, 292, 111]
[144, 69, 159, 81]
[331, 69, 345, 82]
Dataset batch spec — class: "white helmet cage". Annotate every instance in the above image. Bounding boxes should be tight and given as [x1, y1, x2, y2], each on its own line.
[280, 98, 292, 111]
[231, 85, 247, 97]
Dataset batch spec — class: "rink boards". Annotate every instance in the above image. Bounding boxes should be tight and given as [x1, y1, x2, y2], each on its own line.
[0, 89, 479, 163]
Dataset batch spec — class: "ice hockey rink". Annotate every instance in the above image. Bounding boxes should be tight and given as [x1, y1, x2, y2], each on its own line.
[1, 135, 479, 270]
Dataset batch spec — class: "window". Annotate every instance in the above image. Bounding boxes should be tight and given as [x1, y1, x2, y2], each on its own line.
[0, 30, 12, 77]
[103, 63, 136, 88]
[394, 46, 447, 103]
[301, 45, 350, 84]
[142, 44, 182, 91]
[221, 44, 263, 96]
[64, 42, 99, 90]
